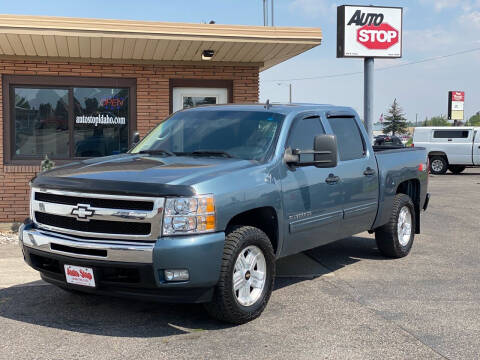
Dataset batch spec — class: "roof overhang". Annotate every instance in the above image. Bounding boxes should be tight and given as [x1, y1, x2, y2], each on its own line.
[0, 15, 322, 71]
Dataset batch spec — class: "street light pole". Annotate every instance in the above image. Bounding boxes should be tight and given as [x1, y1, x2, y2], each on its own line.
[289, 83, 292, 104]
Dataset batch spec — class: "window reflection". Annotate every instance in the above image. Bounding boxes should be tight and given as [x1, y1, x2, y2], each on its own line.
[14, 88, 69, 158]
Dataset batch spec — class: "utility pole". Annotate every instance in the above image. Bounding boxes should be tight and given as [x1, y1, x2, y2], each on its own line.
[263, 0, 267, 26]
[271, 0, 274, 26]
[289, 83, 292, 104]
[364, 57, 374, 141]
[415, 113, 418, 127]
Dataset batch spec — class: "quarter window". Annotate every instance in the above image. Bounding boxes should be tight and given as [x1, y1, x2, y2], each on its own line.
[327, 117, 365, 161]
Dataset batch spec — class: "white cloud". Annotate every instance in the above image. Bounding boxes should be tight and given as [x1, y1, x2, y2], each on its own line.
[459, 11, 480, 28]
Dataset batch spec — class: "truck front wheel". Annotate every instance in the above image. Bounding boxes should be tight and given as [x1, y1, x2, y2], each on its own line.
[204, 226, 275, 324]
[375, 194, 415, 258]
[429, 156, 448, 175]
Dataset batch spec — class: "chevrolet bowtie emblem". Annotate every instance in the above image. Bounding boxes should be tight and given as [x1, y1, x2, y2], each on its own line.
[71, 204, 95, 221]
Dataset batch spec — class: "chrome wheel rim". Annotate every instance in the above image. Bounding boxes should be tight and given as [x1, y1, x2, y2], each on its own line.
[233, 245, 267, 307]
[397, 206, 412, 246]
[431, 159, 443, 172]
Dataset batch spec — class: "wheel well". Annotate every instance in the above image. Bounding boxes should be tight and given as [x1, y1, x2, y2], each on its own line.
[428, 151, 448, 163]
[226, 207, 279, 254]
[396, 179, 421, 234]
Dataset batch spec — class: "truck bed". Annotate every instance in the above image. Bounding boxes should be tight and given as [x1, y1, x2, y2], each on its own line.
[372, 146, 428, 231]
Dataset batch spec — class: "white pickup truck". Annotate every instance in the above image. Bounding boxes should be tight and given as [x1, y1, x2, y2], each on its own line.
[413, 127, 480, 174]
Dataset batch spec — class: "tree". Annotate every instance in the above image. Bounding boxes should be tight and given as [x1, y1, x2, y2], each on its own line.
[425, 115, 450, 126]
[382, 99, 408, 135]
[468, 112, 480, 126]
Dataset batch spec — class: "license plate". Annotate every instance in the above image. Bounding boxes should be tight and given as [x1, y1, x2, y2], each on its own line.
[64, 265, 96, 287]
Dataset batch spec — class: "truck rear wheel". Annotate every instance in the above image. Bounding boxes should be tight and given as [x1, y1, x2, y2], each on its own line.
[375, 194, 415, 258]
[429, 156, 448, 175]
[448, 165, 466, 174]
[204, 226, 275, 324]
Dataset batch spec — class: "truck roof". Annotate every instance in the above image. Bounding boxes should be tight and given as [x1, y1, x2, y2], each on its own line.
[180, 103, 357, 116]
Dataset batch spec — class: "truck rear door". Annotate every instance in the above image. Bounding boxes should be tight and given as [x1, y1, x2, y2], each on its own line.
[324, 115, 379, 237]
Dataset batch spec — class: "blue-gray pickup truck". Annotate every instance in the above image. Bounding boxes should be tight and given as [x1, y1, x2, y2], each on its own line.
[19, 104, 430, 324]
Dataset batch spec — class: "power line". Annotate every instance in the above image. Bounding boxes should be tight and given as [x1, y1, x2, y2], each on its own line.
[264, 46, 480, 82]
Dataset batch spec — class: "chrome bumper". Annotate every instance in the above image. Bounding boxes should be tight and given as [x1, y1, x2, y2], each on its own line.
[20, 227, 155, 263]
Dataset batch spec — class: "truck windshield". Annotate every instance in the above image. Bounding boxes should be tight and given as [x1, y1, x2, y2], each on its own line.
[131, 110, 284, 161]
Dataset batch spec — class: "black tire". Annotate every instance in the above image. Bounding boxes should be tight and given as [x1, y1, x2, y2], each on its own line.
[375, 193, 415, 258]
[204, 226, 275, 324]
[448, 165, 466, 174]
[429, 155, 448, 175]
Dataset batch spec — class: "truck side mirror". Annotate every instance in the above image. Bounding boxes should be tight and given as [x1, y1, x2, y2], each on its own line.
[131, 132, 140, 147]
[284, 134, 338, 168]
[313, 134, 338, 168]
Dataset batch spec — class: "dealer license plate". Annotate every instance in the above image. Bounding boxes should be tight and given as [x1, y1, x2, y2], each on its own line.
[64, 265, 96, 287]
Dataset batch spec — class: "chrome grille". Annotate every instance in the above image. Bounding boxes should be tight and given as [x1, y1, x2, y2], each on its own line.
[31, 188, 164, 241]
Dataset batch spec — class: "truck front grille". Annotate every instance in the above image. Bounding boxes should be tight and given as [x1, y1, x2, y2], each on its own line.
[34, 212, 151, 235]
[31, 188, 164, 241]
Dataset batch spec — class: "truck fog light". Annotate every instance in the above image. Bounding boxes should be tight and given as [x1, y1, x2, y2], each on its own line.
[164, 269, 189, 282]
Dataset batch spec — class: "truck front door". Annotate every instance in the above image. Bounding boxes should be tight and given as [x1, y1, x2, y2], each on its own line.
[280, 115, 344, 256]
[324, 115, 379, 237]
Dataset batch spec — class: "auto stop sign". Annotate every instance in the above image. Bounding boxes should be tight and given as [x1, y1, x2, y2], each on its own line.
[337, 6, 403, 58]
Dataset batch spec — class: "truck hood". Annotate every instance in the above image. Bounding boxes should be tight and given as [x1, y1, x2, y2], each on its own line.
[31, 154, 258, 197]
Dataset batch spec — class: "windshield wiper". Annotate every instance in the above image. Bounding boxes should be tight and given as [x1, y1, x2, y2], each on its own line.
[138, 149, 175, 156]
[190, 150, 234, 158]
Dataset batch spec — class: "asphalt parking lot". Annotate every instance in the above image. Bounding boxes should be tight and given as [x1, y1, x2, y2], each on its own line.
[1, 169, 479, 359]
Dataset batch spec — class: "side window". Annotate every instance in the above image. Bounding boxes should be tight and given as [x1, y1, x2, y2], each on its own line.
[287, 116, 325, 162]
[327, 117, 365, 161]
[433, 130, 469, 139]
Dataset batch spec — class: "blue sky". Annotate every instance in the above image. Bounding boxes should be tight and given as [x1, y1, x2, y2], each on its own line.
[2, 0, 479, 122]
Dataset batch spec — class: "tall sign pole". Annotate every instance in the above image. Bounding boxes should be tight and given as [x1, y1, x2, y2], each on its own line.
[337, 5, 403, 142]
[364, 57, 374, 140]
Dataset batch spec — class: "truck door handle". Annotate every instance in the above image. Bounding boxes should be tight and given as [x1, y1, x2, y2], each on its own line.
[363, 167, 376, 176]
[325, 174, 340, 184]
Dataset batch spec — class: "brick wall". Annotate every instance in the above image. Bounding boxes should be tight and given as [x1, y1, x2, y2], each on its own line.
[0, 59, 259, 222]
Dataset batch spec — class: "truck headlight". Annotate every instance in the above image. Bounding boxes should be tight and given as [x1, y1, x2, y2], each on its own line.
[162, 195, 215, 235]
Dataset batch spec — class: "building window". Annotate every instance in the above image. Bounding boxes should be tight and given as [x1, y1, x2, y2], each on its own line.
[73, 87, 129, 157]
[14, 87, 69, 158]
[4, 75, 136, 164]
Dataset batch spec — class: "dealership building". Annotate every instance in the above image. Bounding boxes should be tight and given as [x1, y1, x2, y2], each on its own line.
[0, 14, 322, 224]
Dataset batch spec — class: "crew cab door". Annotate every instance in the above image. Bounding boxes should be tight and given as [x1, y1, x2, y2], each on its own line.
[324, 114, 379, 237]
[280, 115, 343, 256]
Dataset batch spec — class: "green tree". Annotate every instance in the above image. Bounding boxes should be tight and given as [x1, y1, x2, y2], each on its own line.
[425, 115, 450, 126]
[382, 99, 408, 135]
[468, 112, 480, 126]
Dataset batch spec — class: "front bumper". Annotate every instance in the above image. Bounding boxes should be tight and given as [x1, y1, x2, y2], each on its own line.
[19, 223, 225, 303]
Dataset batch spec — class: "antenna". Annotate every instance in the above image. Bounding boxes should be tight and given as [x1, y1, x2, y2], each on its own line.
[264, 99, 271, 109]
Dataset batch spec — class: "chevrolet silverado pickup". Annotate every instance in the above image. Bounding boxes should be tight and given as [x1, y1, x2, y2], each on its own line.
[19, 104, 430, 324]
